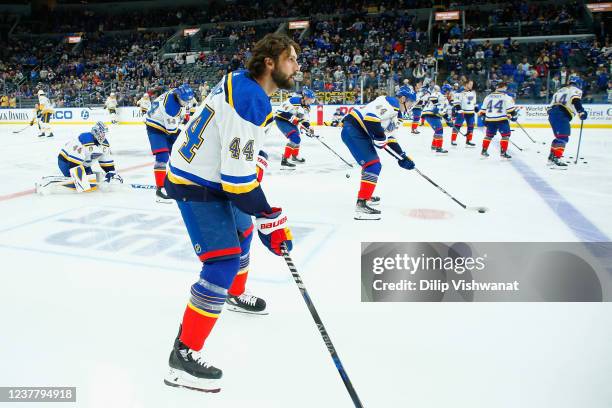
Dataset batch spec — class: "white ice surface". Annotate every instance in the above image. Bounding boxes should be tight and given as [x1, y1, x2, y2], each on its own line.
[1, 122, 612, 408]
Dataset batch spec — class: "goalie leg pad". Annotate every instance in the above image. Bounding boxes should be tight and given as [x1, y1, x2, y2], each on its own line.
[69, 165, 93, 192]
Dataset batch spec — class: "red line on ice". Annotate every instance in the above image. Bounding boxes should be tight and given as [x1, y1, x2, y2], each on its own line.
[0, 162, 153, 202]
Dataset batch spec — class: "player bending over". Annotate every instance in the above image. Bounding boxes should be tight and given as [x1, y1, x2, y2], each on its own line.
[275, 87, 316, 168]
[341, 85, 416, 220]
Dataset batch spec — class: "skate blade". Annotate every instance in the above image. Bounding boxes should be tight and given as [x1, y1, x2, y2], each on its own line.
[280, 167, 296, 171]
[164, 368, 221, 393]
[366, 201, 380, 206]
[156, 197, 173, 204]
[354, 213, 381, 221]
[225, 304, 269, 315]
[547, 165, 568, 171]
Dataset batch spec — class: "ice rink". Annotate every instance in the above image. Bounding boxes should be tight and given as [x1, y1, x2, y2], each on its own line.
[1, 121, 612, 408]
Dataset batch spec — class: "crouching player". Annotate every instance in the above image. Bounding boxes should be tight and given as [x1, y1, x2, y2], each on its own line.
[35, 121, 123, 194]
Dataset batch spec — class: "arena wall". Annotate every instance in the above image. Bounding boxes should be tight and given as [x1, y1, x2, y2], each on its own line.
[1, 104, 611, 128]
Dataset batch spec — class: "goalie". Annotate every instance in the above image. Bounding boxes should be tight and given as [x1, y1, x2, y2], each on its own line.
[36, 121, 123, 194]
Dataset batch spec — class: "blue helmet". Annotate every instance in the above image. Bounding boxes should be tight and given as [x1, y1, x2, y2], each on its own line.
[441, 84, 453, 94]
[397, 85, 416, 102]
[302, 87, 316, 100]
[568, 75, 583, 89]
[91, 121, 108, 143]
[175, 84, 194, 103]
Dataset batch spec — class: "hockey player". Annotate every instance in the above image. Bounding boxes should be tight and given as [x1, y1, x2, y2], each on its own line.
[325, 107, 345, 127]
[36, 122, 122, 194]
[136, 93, 151, 120]
[29, 103, 43, 136]
[478, 81, 517, 159]
[37, 89, 54, 138]
[162, 33, 297, 392]
[411, 81, 429, 134]
[105, 92, 118, 124]
[422, 84, 452, 153]
[547, 75, 588, 168]
[451, 80, 477, 147]
[275, 87, 316, 168]
[145, 84, 194, 203]
[341, 85, 416, 220]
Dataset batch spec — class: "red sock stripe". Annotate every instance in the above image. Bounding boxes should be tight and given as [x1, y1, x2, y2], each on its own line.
[198, 247, 242, 262]
[228, 270, 248, 297]
[500, 140, 509, 151]
[483, 139, 491, 149]
[362, 158, 380, 168]
[283, 145, 292, 159]
[154, 169, 166, 188]
[180, 304, 219, 351]
[358, 180, 376, 200]
[292, 147, 300, 157]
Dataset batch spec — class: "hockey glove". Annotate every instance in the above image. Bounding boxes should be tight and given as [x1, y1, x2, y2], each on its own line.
[398, 154, 415, 170]
[256, 150, 269, 183]
[300, 122, 315, 138]
[579, 110, 588, 120]
[105, 171, 124, 184]
[256, 208, 293, 256]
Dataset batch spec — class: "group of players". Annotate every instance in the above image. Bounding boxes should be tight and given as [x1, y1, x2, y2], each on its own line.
[30, 33, 589, 392]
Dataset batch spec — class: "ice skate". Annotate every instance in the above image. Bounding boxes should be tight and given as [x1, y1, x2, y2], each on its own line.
[367, 196, 380, 206]
[164, 332, 222, 393]
[291, 156, 306, 163]
[156, 187, 173, 204]
[354, 199, 381, 220]
[280, 157, 296, 170]
[226, 291, 268, 315]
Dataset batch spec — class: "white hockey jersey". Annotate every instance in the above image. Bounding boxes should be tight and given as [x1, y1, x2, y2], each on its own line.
[59, 132, 115, 171]
[38, 95, 54, 114]
[136, 96, 151, 113]
[549, 85, 582, 118]
[422, 91, 450, 118]
[346, 95, 401, 145]
[459, 90, 477, 114]
[105, 96, 118, 111]
[166, 70, 275, 214]
[275, 95, 310, 125]
[414, 89, 430, 109]
[146, 91, 182, 135]
[479, 91, 516, 121]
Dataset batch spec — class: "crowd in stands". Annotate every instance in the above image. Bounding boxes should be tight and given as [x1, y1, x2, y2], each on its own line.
[1, 0, 610, 107]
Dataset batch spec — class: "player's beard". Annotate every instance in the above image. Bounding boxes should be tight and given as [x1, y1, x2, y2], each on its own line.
[272, 67, 295, 90]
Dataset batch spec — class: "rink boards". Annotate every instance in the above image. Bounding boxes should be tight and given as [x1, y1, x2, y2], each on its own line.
[0, 104, 611, 128]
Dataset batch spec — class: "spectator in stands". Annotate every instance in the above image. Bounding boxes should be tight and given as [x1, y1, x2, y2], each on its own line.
[501, 59, 516, 79]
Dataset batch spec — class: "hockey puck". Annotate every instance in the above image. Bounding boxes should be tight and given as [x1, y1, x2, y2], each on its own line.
[537, 150, 540, 153]
[583, 161, 588, 164]
[478, 209, 486, 213]
[345, 173, 350, 178]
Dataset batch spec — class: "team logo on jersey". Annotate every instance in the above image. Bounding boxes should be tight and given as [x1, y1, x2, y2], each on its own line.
[194, 244, 202, 253]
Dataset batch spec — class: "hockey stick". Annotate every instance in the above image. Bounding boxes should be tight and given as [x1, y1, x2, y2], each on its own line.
[281, 246, 364, 408]
[315, 136, 354, 168]
[574, 120, 584, 165]
[510, 139, 523, 152]
[515, 121, 541, 144]
[12, 124, 31, 134]
[414, 168, 488, 213]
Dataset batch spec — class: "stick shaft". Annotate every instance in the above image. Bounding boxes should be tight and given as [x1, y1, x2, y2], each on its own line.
[281, 249, 364, 408]
[415, 168, 467, 209]
[574, 120, 584, 165]
[316, 137, 354, 168]
[516, 122, 537, 143]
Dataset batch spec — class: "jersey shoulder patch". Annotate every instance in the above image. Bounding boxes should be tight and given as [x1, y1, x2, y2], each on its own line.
[224, 70, 273, 127]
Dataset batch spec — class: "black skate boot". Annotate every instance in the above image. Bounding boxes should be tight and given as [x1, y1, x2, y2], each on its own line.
[500, 151, 512, 160]
[156, 187, 172, 204]
[450, 141, 457, 146]
[291, 156, 306, 163]
[354, 199, 381, 220]
[164, 328, 222, 393]
[47, 132, 54, 138]
[367, 196, 380, 206]
[548, 154, 568, 170]
[481, 149, 490, 158]
[411, 129, 420, 134]
[435, 147, 448, 154]
[466, 141, 476, 147]
[280, 157, 296, 170]
[226, 291, 268, 315]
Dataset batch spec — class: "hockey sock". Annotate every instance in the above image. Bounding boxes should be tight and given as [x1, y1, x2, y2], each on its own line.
[420, 118, 425, 125]
[411, 122, 418, 131]
[500, 136, 509, 152]
[229, 227, 253, 296]
[292, 146, 300, 158]
[451, 131, 458, 142]
[283, 145, 293, 159]
[483, 136, 492, 150]
[153, 151, 169, 188]
[551, 135, 568, 158]
[467, 130, 473, 142]
[358, 160, 381, 200]
[180, 257, 240, 351]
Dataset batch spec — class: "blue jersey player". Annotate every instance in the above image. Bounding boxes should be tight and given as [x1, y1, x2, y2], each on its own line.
[145, 84, 194, 202]
[162, 34, 299, 393]
[341, 86, 416, 220]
